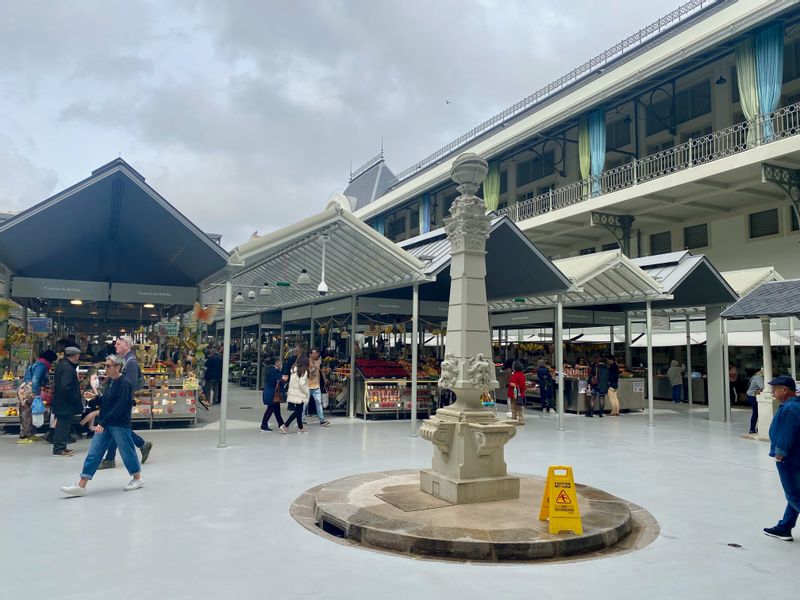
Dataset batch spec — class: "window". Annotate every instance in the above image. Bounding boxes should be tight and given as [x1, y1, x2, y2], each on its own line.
[650, 231, 672, 255]
[499, 170, 508, 194]
[749, 208, 780, 239]
[579, 246, 596, 255]
[792, 207, 799, 232]
[607, 119, 632, 150]
[683, 223, 708, 249]
[675, 80, 711, 126]
[646, 140, 675, 155]
[731, 66, 739, 104]
[681, 125, 712, 143]
[515, 150, 555, 187]
[645, 97, 671, 137]
[386, 212, 406, 240]
[783, 39, 800, 83]
[408, 202, 419, 232]
[602, 242, 620, 251]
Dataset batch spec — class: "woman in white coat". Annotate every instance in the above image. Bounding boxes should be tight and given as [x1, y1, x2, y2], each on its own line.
[282, 354, 310, 433]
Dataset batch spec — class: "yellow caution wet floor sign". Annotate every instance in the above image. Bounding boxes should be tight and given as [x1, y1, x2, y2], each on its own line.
[539, 465, 583, 535]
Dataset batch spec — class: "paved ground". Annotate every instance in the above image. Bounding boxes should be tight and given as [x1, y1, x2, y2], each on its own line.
[1, 386, 795, 599]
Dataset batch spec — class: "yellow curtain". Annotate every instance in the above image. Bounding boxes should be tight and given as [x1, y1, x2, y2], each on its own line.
[483, 162, 501, 211]
[578, 117, 590, 197]
[736, 37, 760, 146]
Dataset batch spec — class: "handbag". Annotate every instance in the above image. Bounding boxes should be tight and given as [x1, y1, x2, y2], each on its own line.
[273, 381, 285, 404]
[321, 392, 329, 409]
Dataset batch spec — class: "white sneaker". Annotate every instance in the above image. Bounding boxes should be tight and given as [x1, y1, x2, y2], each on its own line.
[124, 478, 144, 492]
[61, 485, 86, 497]
[549, 408, 556, 414]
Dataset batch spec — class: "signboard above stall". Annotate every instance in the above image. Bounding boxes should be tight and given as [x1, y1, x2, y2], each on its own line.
[11, 277, 110, 301]
[110, 283, 197, 305]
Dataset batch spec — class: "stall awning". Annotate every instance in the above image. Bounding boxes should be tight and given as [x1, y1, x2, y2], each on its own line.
[721, 266, 783, 298]
[204, 205, 433, 316]
[0, 159, 229, 286]
[721, 279, 800, 320]
[490, 249, 668, 310]
[629, 251, 738, 310]
[398, 216, 572, 301]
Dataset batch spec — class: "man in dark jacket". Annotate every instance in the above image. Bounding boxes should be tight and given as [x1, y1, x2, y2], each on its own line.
[261, 357, 286, 432]
[61, 353, 143, 496]
[204, 348, 223, 405]
[763, 376, 800, 541]
[52, 347, 83, 456]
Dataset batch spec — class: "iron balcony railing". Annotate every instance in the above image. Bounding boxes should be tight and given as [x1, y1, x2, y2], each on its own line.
[498, 101, 800, 222]
[387, 0, 720, 188]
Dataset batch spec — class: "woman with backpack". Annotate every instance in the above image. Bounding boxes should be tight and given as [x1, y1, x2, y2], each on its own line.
[16, 350, 57, 443]
[282, 353, 310, 433]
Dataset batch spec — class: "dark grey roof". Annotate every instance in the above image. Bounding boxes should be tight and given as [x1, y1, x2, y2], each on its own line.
[0, 158, 229, 286]
[721, 279, 800, 319]
[344, 159, 396, 211]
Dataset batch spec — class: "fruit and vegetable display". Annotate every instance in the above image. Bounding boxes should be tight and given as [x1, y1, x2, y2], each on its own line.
[397, 357, 440, 380]
[367, 384, 402, 409]
[356, 359, 407, 379]
[4, 406, 18, 417]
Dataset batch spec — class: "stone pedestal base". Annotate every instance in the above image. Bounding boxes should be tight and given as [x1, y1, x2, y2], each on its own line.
[420, 469, 520, 504]
[757, 394, 775, 441]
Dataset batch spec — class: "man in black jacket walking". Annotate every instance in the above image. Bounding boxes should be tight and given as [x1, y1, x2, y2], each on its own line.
[52, 347, 83, 456]
[204, 348, 223, 405]
[61, 353, 143, 496]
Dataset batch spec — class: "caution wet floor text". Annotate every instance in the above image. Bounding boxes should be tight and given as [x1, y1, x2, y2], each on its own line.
[539, 465, 583, 535]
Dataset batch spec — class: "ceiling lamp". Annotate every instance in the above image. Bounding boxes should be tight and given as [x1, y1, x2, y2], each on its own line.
[143, 303, 155, 308]
[234, 292, 245, 304]
[715, 75, 727, 85]
[260, 282, 272, 296]
[217, 298, 224, 306]
[70, 299, 83, 305]
[297, 268, 311, 285]
[317, 233, 329, 297]
[247, 290, 256, 300]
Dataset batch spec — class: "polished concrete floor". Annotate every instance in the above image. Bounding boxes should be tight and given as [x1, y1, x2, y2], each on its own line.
[1, 388, 795, 599]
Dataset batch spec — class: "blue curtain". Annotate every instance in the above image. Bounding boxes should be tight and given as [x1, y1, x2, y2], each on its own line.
[755, 23, 784, 141]
[420, 194, 431, 234]
[588, 109, 606, 196]
[374, 215, 385, 236]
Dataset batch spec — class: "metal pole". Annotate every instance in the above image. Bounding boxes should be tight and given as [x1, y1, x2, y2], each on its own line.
[624, 312, 632, 369]
[790, 317, 797, 380]
[722, 318, 731, 422]
[646, 300, 655, 428]
[610, 325, 615, 355]
[256, 320, 262, 390]
[309, 303, 314, 350]
[218, 279, 233, 448]
[411, 284, 419, 436]
[556, 297, 565, 432]
[686, 314, 693, 407]
[349, 295, 357, 418]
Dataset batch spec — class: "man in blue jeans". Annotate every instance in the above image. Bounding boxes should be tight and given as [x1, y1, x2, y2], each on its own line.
[61, 354, 143, 496]
[99, 336, 152, 469]
[764, 375, 800, 541]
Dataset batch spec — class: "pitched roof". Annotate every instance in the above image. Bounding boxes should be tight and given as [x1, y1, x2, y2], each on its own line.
[721, 279, 800, 319]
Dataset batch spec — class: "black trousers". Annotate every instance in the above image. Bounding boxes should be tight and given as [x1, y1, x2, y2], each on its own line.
[261, 403, 285, 429]
[283, 402, 304, 430]
[53, 414, 73, 454]
[204, 379, 222, 404]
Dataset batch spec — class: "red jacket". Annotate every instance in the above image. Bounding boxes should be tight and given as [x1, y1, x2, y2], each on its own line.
[508, 371, 527, 400]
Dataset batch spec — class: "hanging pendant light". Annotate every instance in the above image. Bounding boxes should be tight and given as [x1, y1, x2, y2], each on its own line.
[297, 268, 311, 285]
[217, 299, 224, 306]
[247, 290, 256, 300]
[234, 291, 245, 304]
[260, 282, 272, 296]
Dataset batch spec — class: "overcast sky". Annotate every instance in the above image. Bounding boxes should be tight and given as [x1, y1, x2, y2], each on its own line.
[0, 0, 681, 248]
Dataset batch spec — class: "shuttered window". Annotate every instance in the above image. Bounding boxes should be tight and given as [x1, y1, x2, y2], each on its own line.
[749, 209, 779, 239]
[579, 246, 596, 255]
[650, 231, 671, 255]
[602, 242, 620, 251]
[683, 223, 708, 249]
[791, 207, 799, 231]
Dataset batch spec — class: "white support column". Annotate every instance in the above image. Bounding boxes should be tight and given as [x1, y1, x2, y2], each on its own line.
[705, 306, 726, 422]
[758, 316, 775, 441]
[218, 279, 233, 448]
[722, 318, 731, 422]
[624, 312, 632, 369]
[556, 297, 565, 432]
[646, 301, 655, 428]
[610, 325, 615, 355]
[686, 315, 693, 406]
[790, 317, 797, 380]
[349, 295, 357, 419]
[411, 284, 419, 436]
[256, 320, 262, 390]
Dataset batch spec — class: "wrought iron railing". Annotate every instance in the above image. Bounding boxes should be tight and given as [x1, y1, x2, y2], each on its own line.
[387, 0, 720, 188]
[498, 101, 800, 222]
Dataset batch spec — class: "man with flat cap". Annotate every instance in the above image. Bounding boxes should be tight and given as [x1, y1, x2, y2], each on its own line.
[764, 375, 800, 541]
[52, 347, 83, 456]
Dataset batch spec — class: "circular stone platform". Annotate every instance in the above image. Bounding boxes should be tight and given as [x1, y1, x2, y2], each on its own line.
[290, 470, 658, 563]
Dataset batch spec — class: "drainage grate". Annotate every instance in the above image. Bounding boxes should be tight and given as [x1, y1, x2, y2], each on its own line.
[318, 519, 345, 539]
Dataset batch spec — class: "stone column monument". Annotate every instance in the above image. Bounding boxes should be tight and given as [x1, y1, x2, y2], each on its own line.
[420, 153, 519, 504]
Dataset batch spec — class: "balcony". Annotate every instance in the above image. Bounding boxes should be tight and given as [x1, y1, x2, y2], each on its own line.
[498, 101, 800, 226]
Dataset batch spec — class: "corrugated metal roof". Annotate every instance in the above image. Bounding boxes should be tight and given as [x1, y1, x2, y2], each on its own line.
[204, 207, 433, 316]
[491, 249, 667, 309]
[721, 279, 800, 319]
[721, 266, 782, 297]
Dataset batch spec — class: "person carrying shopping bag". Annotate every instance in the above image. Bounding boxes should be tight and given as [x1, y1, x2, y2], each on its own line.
[282, 354, 310, 433]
